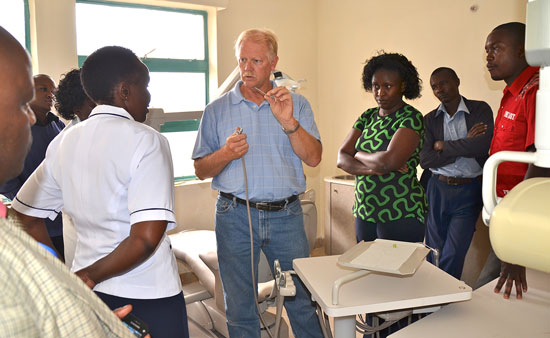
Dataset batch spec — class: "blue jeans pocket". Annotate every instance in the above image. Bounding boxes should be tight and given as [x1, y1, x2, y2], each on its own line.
[216, 197, 234, 214]
[286, 199, 303, 216]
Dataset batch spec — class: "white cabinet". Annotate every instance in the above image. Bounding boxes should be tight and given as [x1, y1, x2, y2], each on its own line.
[324, 175, 357, 255]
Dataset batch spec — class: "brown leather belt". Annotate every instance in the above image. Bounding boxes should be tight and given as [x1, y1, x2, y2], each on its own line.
[219, 192, 298, 212]
[437, 174, 482, 186]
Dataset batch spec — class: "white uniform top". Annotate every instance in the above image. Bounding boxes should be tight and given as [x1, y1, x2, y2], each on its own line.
[12, 105, 181, 299]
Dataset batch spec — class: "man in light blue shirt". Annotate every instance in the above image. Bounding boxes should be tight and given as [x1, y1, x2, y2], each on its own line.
[192, 28, 322, 338]
[420, 67, 494, 279]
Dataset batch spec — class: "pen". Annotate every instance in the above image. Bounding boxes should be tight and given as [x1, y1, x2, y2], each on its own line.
[254, 87, 276, 100]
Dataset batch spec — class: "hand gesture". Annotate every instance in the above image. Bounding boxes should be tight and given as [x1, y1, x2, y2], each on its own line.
[223, 127, 249, 160]
[494, 262, 527, 299]
[264, 86, 297, 130]
[467, 122, 488, 138]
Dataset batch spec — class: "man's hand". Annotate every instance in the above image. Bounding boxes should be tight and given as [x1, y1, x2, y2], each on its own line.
[265, 86, 296, 131]
[114, 305, 151, 338]
[433, 140, 444, 152]
[113, 305, 133, 319]
[223, 127, 248, 160]
[467, 122, 488, 138]
[494, 262, 527, 299]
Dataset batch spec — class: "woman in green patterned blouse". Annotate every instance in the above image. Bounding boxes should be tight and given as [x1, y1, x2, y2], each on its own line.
[337, 52, 427, 244]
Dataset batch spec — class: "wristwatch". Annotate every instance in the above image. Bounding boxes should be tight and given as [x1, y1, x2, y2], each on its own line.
[283, 121, 300, 135]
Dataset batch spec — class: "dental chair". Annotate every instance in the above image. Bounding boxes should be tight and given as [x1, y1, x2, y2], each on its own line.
[170, 190, 318, 338]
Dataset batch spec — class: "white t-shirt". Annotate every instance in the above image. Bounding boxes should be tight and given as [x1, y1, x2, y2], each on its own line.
[12, 105, 181, 299]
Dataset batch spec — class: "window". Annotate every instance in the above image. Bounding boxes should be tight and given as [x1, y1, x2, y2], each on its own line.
[76, 0, 210, 181]
[0, 0, 30, 51]
[76, 0, 209, 112]
[161, 120, 201, 180]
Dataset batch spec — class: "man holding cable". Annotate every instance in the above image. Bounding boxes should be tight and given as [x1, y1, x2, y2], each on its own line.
[192, 28, 323, 338]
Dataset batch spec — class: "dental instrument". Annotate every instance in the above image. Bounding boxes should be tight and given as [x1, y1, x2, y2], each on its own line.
[254, 86, 277, 100]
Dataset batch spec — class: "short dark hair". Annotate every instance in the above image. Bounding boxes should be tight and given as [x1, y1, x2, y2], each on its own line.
[362, 52, 422, 99]
[492, 22, 525, 48]
[431, 67, 459, 81]
[80, 46, 141, 104]
[55, 69, 88, 120]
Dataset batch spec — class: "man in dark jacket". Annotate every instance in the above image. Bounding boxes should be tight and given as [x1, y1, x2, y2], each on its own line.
[0, 73, 65, 259]
[420, 67, 494, 279]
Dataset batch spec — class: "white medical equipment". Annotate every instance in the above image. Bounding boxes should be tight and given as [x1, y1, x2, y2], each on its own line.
[170, 230, 291, 338]
[298, 239, 438, 338]
[293, 254, 472, 338]
[388, 268, 550, 338]
[333, 240, 430, 305]
[482, 0, 550, 273]
[273, 71, 304, 92]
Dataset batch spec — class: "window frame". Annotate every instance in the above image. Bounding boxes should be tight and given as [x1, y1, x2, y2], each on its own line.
[24, 0, 30, 51]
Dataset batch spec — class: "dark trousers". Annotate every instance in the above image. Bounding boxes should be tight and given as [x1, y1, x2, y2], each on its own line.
[96, 291, 189, 338]
[475, 247, 502, 289]
[355, 217, 425, 337]
[355, 217, 425, 243]
[50, 235, 64, 261]
[425, 175, 482, 279]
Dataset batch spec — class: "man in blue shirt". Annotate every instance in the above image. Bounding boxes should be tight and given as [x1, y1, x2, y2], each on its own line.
[420, 67, 494, 279]
[0, 73, 65, 258]
[192, 28, 323, 337]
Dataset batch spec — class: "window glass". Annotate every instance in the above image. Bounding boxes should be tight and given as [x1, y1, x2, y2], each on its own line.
[76, 1, 209, 113]
[76, 3, 204, 60]
[149, 72, 206, 112]
[161, 120, 200, 180]
[0, 0, 26, 48]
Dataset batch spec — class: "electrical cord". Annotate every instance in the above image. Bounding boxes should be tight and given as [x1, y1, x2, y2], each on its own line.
[241, 153, 275, 338]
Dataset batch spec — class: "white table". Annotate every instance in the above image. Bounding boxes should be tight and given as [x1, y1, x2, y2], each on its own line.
[293, 255, 472, 338]
[388, 269, 550, 337]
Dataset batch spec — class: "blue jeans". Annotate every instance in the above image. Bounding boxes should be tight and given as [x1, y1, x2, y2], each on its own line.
[425, 175, 482, 279]
[215, 194, 323, 338]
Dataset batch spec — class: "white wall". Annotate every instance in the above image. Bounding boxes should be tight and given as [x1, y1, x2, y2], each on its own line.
[29, 0, 78, 78]
[171, 179, 218, 232]
[314, 0, 526, 236]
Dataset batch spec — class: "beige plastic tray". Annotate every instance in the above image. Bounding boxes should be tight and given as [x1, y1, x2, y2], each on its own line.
[337, 239, 429, 276]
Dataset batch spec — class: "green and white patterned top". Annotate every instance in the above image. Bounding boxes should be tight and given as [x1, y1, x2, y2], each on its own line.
[352, 104, 427, 223]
